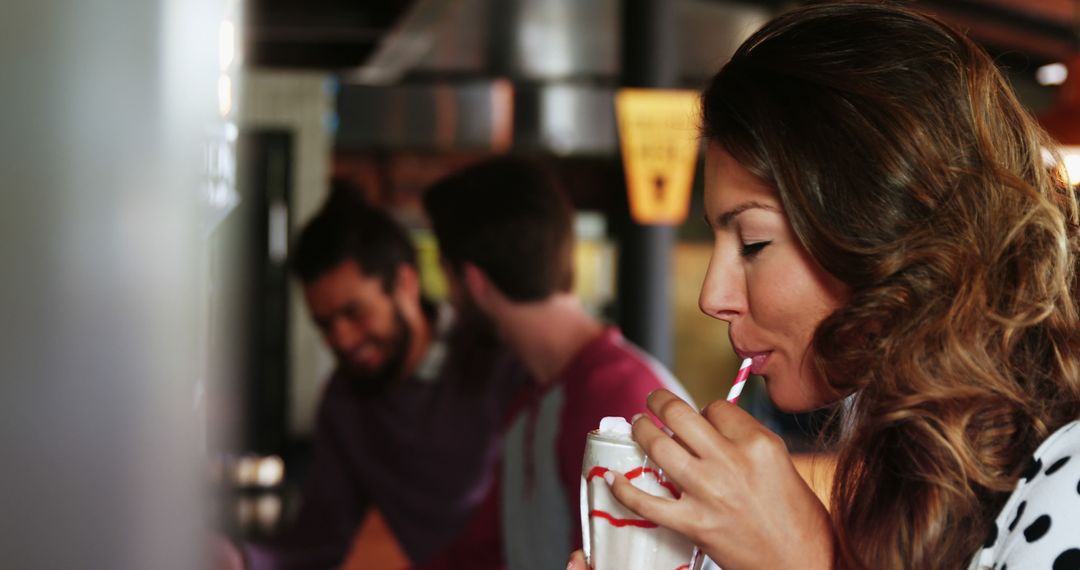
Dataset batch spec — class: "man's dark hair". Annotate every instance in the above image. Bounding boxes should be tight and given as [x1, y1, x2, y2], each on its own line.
[292, 181, 417, 292]
[422, 156, 573, 302]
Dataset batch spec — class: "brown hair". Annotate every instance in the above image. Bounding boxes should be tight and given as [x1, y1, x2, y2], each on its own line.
[293, 180, 417, 292]
[422, 156, 574, 302]
[701, 3, 1080, 567]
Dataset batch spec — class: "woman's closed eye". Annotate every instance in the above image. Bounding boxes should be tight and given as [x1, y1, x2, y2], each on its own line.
[740, 240, 772, 257]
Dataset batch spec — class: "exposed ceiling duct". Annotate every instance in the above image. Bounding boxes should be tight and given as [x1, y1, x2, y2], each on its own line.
[335, 0, 772, 155]
[300, 0, 1078, 154]
[335, 79, 515, 151]
[347, 0, 774, 85]
[347, 0, 487, 85]
[247, 0, 1078, 71]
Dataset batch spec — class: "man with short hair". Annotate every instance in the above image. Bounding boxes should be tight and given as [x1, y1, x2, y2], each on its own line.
[245, 196, 525, 569]
[422, 157, 692, 570]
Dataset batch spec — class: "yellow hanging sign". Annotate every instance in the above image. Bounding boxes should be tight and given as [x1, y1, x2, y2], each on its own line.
[615, 88, 701, 225]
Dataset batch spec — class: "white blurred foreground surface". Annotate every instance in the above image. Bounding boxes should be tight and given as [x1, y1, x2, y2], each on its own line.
[0, 0, 225, 567]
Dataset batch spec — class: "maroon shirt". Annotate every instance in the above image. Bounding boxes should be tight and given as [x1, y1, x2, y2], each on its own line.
[246, 312, 528, 569]
[419, 326, 691, 570]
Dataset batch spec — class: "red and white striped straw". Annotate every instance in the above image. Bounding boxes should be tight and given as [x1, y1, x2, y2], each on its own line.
[725, 358, 753, 403]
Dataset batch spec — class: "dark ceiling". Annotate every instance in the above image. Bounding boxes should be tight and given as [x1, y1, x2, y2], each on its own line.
[915, 0, 1076, 64]
[246, 0, 417, 68]
[245, 0, 1077, 71]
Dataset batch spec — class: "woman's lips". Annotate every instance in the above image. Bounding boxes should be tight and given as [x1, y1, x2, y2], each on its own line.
[749, 353, 770, 374]
[735, 349, 771, 374]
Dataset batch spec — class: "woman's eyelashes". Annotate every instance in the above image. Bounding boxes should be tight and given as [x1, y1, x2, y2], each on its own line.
[740, 240, 772, 257]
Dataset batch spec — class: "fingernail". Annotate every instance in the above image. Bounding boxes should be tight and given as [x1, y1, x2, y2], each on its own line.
[603, 472, 615, 486]
[631, 413, 645, 424]
[662, 426, 675, 437]
[566, 562, 574, 570]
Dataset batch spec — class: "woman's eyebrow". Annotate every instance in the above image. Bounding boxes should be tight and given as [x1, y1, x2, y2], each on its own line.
[710, 201, 778, 228]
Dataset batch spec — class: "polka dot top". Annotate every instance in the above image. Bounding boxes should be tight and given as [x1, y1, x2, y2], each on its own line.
[968, 420, 1080, 570]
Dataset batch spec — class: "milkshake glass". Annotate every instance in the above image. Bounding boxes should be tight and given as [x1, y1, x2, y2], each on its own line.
[580, 417, 699, 570]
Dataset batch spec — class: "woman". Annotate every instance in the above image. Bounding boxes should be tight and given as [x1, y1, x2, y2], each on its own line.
[570, 3, 1080, 569]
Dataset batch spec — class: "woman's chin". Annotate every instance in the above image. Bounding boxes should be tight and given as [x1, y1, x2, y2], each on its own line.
[766, 382, 826, 414]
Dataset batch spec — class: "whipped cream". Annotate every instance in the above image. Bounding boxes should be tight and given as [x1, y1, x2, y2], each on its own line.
[598, 416, 633, 440]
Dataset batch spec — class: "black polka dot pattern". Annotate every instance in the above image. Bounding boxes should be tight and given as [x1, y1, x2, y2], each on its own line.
[1024, 514, 1052, 543]
[1022, 457, 1043, 482]
[971, 421, 1080, 570]
[1054, 548, 1080, 570]
[1008, 501, 1027, 532]
[1046, 457, 1071, 476]
[984, 523, 998, 549]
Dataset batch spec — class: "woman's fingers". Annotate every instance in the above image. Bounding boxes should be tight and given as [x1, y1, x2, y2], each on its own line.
[606, 471, 687, 533]
[644, 390, 736, 460]
[631, 411, 699, 484]
[616, 394, 834, 569]
[700, 397, 764, 441]
[566, 550, 588, 570]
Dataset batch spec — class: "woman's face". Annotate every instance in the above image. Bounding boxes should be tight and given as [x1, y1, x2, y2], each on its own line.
[700, 144, 848, 412]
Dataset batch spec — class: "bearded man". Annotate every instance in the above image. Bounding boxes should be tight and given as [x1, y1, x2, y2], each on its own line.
[243, 194, 526, 569]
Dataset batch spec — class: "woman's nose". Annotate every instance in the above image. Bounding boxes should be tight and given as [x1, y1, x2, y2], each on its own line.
[698, 252, 746, 322]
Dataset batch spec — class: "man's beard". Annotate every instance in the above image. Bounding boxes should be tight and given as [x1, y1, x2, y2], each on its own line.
[338, 305, 411, 399]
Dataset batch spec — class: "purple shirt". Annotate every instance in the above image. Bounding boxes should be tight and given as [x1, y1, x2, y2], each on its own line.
[247, 310, 528, 569]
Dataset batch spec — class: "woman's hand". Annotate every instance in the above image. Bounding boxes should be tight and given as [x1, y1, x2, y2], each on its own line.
[607, 390, 834, 570]
[566, 549, 587, 570]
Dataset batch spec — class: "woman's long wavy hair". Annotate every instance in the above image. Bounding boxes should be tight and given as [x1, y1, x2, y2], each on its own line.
[702, 3, 1080, 568]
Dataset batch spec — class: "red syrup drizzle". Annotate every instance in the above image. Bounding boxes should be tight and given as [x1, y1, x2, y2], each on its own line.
[586, 466, 681, 497]
[586, 465, 683, 532]
[588, 509, 659, 529]
[587, 467, 694, 570]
